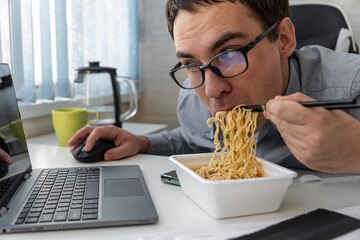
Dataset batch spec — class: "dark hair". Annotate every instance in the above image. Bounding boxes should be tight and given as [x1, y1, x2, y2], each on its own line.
[165, 0, 290, 41]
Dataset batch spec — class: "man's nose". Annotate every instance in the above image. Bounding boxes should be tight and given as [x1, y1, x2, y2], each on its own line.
[204, 69, 231, 98]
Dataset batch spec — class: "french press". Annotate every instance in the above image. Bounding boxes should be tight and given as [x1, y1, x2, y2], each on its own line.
[71, 62, 138, 127]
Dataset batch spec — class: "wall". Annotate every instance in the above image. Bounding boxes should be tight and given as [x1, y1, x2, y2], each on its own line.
[129, 0, 179, 129]
[131, 0, 360, 130]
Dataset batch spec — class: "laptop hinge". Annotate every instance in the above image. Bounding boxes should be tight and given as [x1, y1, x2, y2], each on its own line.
[24, 173, 31, 180]
[0, 171, 32, 217]
[0, 206, 8, 216]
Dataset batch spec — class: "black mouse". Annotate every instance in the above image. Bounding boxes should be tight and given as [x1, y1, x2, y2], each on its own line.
[0, 161, 9, 178]
[72, 139, 115, 163]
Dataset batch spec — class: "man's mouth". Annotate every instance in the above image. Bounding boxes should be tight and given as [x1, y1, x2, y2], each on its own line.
[218, 105, 239, 112]
[209, 95, 252, 115]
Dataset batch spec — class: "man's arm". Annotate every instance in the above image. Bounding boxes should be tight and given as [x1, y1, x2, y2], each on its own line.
[146, 127, 211, 156]
[264, 92, 360, 173]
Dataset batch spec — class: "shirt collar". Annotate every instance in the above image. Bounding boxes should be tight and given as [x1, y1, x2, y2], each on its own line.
[285, 53, 302, 95]
[256, 55, 301, 143]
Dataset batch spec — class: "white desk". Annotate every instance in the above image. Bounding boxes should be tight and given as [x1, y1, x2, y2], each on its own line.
[27, 122, 167, 146]
[2, 143, 360, 239]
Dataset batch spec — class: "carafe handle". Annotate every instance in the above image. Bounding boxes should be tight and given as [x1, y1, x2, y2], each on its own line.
[116, 76, 138, 121]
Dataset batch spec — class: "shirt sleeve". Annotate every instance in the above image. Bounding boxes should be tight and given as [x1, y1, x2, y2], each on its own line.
[145, 128, 194, 156]
[145, 88, 215, 156]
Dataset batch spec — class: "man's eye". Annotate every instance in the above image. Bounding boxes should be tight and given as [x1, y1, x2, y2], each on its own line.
[183, 62, 199, 71]
[222, 51, 239, 59]
[187, 66, 199, 72]
[184, 61, 198, 66]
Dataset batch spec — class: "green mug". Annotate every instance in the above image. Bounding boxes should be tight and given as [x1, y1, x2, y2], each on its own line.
[52, 108, 99, 146]
[0, 119, 26, 146]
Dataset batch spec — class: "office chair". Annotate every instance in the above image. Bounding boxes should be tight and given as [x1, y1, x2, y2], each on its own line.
[290, 3, 359, 53]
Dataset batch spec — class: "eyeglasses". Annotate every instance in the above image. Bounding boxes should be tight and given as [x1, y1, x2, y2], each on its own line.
[169, 21, 279, 89]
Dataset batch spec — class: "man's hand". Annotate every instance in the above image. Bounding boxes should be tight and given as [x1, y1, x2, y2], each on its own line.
[0, 148, 12, 165]
[263, 92, 360, 173]
[67, 125, 150, 161]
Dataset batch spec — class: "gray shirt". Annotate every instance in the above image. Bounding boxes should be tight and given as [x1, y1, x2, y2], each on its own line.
[146, 46, 360, 169]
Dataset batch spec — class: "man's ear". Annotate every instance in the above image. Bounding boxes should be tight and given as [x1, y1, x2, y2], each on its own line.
[277, 17, 296, 59]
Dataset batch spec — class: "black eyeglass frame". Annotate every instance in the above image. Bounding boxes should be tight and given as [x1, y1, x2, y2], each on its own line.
[169, 21, 280, 90]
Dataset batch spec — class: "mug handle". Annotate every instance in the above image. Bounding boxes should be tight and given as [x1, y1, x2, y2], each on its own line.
[87, 110, 99, 124]
[0, 124, 14, 140]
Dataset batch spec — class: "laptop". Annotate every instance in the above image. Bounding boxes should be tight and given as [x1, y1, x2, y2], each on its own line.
[0, 63, 158, 233]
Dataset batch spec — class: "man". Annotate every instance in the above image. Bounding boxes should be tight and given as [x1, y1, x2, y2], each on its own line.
[68, 0, 360, 174]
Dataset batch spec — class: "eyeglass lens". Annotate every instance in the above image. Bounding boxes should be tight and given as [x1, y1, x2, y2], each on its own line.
[173, 50, 247, 89]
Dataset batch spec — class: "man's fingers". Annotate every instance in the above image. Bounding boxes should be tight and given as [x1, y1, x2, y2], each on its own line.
[67, 126, 96, 147]
[83, 126, 122, 152]
[265, 99, 311, 125]
[83, 130, 102, 152]
[104, 143, 133, 161]
[69, 145, 78, 152]
[103, 131, 144, 161]
[0, 149, 12, 164]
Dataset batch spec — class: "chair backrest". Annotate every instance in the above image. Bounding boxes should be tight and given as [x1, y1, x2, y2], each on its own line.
[290, 3, 359, 53]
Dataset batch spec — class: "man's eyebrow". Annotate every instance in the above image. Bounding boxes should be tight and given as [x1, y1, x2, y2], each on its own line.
[210, 32, 247, 52]
[175, 32, 247, 59]
[176, 51, 195, 59]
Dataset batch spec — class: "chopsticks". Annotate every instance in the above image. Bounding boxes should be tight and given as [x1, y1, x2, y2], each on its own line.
[242, 98, 360, 112]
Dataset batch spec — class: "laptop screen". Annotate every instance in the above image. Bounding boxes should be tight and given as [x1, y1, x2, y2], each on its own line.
[0, 63, 32, 208]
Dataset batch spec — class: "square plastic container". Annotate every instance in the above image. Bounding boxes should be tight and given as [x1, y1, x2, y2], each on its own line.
[169, 153, 297, 219]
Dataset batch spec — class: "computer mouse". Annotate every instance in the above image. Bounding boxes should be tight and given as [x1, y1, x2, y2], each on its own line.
[72, 139, 115, 163]
[0, 161, 9, 178]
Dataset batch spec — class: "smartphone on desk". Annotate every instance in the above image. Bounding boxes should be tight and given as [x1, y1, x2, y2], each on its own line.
[161, 170, 180, 186]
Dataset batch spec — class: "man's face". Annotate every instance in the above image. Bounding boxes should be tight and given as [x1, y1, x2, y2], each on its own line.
[173, 2, 289, 121]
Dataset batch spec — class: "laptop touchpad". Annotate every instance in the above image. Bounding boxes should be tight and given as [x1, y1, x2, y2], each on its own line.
[104, 178, 145, 197]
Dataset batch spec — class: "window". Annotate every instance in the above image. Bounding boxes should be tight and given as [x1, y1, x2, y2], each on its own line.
[0, 0, 138, 103]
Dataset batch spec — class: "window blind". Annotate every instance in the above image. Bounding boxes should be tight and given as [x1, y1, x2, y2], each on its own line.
[0, 0, 138, 103]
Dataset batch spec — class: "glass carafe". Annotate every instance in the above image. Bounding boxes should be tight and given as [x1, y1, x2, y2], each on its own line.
[71, 62, 138, 127]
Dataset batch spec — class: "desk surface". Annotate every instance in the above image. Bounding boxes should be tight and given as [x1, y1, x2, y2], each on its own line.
[2, 143, 360, 239]
[27, 122, 167, 146]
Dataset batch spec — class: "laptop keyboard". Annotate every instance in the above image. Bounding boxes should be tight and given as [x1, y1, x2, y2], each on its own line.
[15, 167, 100, 224]
[0, 175, 17, 198]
